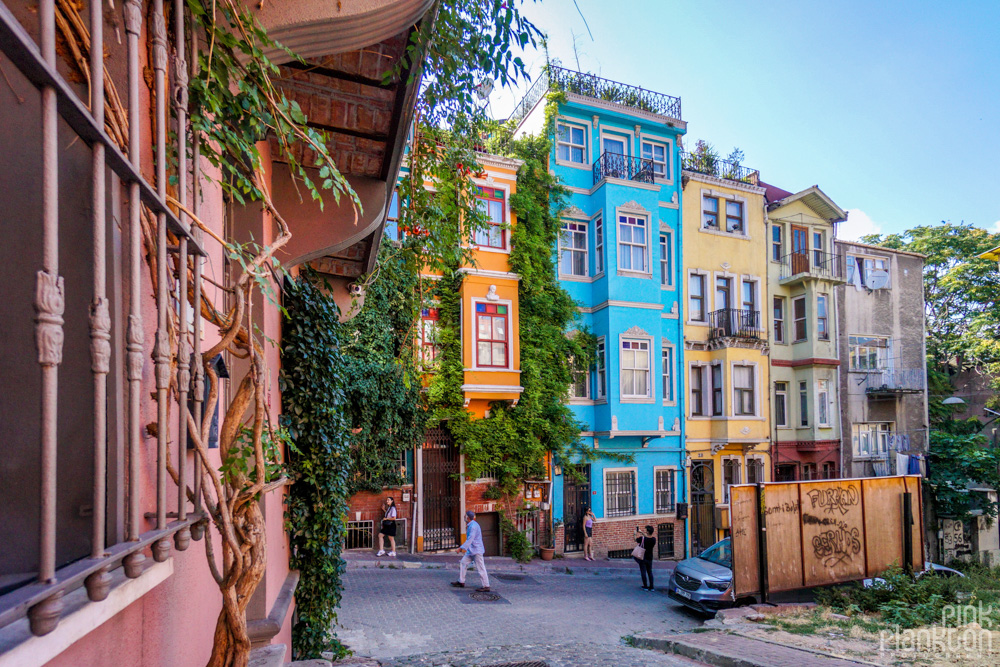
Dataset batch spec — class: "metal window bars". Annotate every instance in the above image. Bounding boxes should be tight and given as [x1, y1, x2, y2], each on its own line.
[592, 151, 655, 186]
[605, 471, 636, 518]
[0, 0, 206, 636]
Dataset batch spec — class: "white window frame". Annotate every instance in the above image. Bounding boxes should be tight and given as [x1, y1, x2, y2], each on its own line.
[700, 188, 750, 238]
[600, 129, 631, 158]
[619, 334, 653, 402]
[774, 381, 789, 428]
[711, 362, 725, 417]
[773, 296, 785, 344]
[593, 213, 605, 276]
[817, 293, 830, 341]
[640, 136, 672, 182]
[603, 467, 638, 518]
[617, 213, 650, 276]
[687, 270, 709, 324]
[661, 342, 676, 406]
[470, 296, 514, 371]
[702, 193, 720, 230]
[689, 363, 707, 417]
[847, 254, 892, 289]
[595, 336, 607, 401]
[721, 456, 743, 504]
[731, 362, 757, 417]
[659, 229, 675, 289]
[653, 466, 677, 514]
[771, 223, 783, 262]
[555, 119, 589, 167]
[817, 378, 831, 428]
[853, 422, 894, 459]
[559, 220, 589, 278]
[798, 380, 809, 427]
[849, 335, 892, 372]
[569, 357, 590, 401]
[469, 178, 512, 254]
[745, 455, 766, 485]
[725, 199, 745, 234]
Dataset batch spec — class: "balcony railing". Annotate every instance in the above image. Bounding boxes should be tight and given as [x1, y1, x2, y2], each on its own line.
[863, 369, 927, 396]
[708, 308, 761, 342]
[508, 65, 683, 125]
[779, 250, 844, 281]
[681, 151, 760, 186]
[592, 151, 655, 185]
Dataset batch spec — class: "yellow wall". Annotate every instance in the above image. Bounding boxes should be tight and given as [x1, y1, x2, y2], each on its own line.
[681, 173, 771, 533]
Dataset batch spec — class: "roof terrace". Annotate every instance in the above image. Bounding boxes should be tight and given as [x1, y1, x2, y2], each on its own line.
[508, 65, 683, 125]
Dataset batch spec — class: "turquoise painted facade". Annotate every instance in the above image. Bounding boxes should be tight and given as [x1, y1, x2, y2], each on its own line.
[513, 69, 688, 558]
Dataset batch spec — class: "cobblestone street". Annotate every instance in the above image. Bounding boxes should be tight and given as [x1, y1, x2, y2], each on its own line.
[337, 566, 704, 665]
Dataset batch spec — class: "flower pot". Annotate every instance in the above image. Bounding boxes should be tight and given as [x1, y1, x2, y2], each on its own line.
[540, 546, 555, 561]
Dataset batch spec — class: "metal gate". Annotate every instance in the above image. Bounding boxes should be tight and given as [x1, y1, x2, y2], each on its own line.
[563, 464, 590, 552]
[422, 428, 459, 551]
[690, 461, 716, 555]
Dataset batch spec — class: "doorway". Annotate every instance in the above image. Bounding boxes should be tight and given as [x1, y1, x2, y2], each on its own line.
[422, 428, 459, 551]
[791, 225, 809, 274]
[478, 512, 500, 556]
[690, 460, 716, 555]
[562, 464, 591, 552]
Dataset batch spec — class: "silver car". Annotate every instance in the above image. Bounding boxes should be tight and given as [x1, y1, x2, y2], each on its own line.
[667, 538, 738, 614]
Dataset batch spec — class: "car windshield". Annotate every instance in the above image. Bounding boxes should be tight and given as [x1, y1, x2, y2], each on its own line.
[698, 539, 732, 568]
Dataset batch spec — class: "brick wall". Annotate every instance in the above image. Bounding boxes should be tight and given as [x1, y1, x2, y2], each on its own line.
[346, 487, 415, 549]
[561, 517, 685, 561]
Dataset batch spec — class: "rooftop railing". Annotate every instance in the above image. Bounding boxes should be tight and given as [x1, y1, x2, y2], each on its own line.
[508, 65, 682, 125]
[681, 151, 760, 186]
[592, 151, 655, 185]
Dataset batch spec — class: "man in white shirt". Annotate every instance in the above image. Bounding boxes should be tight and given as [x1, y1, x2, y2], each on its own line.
[451, 510, 490, 592]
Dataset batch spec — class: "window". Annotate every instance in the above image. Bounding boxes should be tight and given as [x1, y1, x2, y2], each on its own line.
[659, 232, 673, 287]
[793, 296, 807, 341]
[813, 231, 825, 266]
[702, 195, 719, 229]
[602, 134, 627, 156]
[775, 464, 797, 482]
[802, 464, 815, 481]
[746, 458, 765, 485]
[772, 224, 783, 261]
[725, 200, 744, 234]
[420, 307, 440, 365]
[559, 221, 588, 276]
[822, 462, 836, 479]
[595, 338, 607, 399]
[847, 255, 891, 289]
[474, 187, 505, 249]
[620, 338, 650, 398]
[715, 276, 732, 311]
[605, 470, 636, 517]
[853, 423, 893, 458]
[556, 121, 587, 163]
[661, 346, 675, 402]
[733, 365, 755, 416]
[741, 279, 757, 314]
[570, 358, 589, 399]
[711, 364, 724, 416]
[690, 366, 705, 416]
[774, 382, 788, 427]
[475, 302, 508, 368]
[817, 293, 829, 340]
[618, 215, 648, 272]
[723, 459, 741, 503]
[654, 468, 676, 513]
[773, 297, 785, 344]
[799, 381, 809, 427]
[388, 189, 401, 241]
[817, 379, 830, 427]
[594, 215, 604, 274]
[689, 273, 706, 322]
[849, 335, 891, 371]
[642, 140, 669, 179]
[399, 448, 415, 484]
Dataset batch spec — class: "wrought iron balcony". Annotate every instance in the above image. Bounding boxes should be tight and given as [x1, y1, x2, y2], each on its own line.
[681, 151, 760, 186]
[708, 308, 761, 342]
[592, 151, 655, 185]
[778, 250, 844, 284]
[863, 369, 927, 397]
[508, 65, 683, 125]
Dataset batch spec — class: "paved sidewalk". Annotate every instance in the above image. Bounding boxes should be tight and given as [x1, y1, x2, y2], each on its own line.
[632, 632, 874, 667]
[343, 549, 678, 578]
[378, 642, 707, 666]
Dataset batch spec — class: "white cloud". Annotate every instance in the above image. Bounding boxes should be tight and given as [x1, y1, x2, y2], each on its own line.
[839, 209, 882, 242]
[990, 220, 1000, 234]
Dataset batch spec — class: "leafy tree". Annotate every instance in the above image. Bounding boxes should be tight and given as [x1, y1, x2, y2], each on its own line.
[926, 430, 1000, 521]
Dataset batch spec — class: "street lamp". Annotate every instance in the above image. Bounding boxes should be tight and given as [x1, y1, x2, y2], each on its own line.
[941, 396, 966, 406]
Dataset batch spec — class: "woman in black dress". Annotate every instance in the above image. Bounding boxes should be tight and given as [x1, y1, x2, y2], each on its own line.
[376, 497, 398, 557]
[633, 525, 656, 591]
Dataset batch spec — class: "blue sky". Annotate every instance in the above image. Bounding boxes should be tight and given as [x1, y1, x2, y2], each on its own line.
[488, 0, 1000, 240]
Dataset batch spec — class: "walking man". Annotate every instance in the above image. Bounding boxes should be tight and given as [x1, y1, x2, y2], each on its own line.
[451, 510, 490, 592]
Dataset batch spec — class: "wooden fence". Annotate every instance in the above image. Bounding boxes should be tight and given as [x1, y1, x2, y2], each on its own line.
[731, 476, 924, 599]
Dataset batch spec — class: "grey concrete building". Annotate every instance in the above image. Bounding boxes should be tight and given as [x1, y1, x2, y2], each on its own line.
[834, 241, 929, 478]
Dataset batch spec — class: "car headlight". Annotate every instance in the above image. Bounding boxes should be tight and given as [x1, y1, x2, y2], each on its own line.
[705, 579, 731, 591]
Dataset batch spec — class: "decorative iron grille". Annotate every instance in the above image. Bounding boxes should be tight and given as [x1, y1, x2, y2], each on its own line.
[657, 523, 675, 559]
[708, 308, 761, 342]
[346, 521, 374, 550]
[605, 470, 636, 518]
[592, 151, 655, 185]
[681, 151, 760, 185]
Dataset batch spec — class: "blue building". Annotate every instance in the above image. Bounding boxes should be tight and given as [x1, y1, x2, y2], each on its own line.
[512, 67, 688, 559]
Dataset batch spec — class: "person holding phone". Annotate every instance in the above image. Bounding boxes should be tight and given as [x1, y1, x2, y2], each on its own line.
[583, 508, 596, 561]
[376, 497, 398, 557]
[632, 525, 656, 591]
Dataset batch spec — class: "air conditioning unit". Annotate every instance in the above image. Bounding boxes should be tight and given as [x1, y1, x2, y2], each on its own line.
[867, 269, 890, 290]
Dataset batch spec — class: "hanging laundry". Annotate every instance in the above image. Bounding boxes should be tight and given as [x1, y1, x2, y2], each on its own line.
[896, 453, 909, 476]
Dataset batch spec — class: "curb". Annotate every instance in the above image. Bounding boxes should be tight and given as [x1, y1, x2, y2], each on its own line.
[629, 632, 872, 667]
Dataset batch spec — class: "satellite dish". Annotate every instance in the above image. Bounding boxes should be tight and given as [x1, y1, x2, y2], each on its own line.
[867, 269, 890, 290]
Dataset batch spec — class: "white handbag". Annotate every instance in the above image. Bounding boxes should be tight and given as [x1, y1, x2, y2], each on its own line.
[631, 539, 645, 560]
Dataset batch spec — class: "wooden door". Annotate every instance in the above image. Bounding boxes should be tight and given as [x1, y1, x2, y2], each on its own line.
[478, 512, 500, 556]
[791, 225, 809, 274]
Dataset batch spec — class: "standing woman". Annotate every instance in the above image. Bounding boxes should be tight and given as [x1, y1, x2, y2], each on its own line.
[376, 497, 398, 557]
[583, 508, 596, 561]
[632, 525, 656, 591]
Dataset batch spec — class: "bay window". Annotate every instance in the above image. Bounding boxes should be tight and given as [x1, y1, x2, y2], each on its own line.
[474, 187, 505, 249]
[620, 338, 650, 398]
[618, 215, 648, 272]
[475, 302, 508, 368]
[733, 365, 755, 416]
[559, 221, 588, 277]
[556, 121, 587, 164]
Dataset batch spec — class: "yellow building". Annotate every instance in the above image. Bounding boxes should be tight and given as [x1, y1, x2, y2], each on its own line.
[681, 161, 771, 554]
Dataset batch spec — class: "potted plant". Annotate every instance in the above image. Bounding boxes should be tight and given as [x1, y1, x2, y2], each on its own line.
[540, 518, 562, 561]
